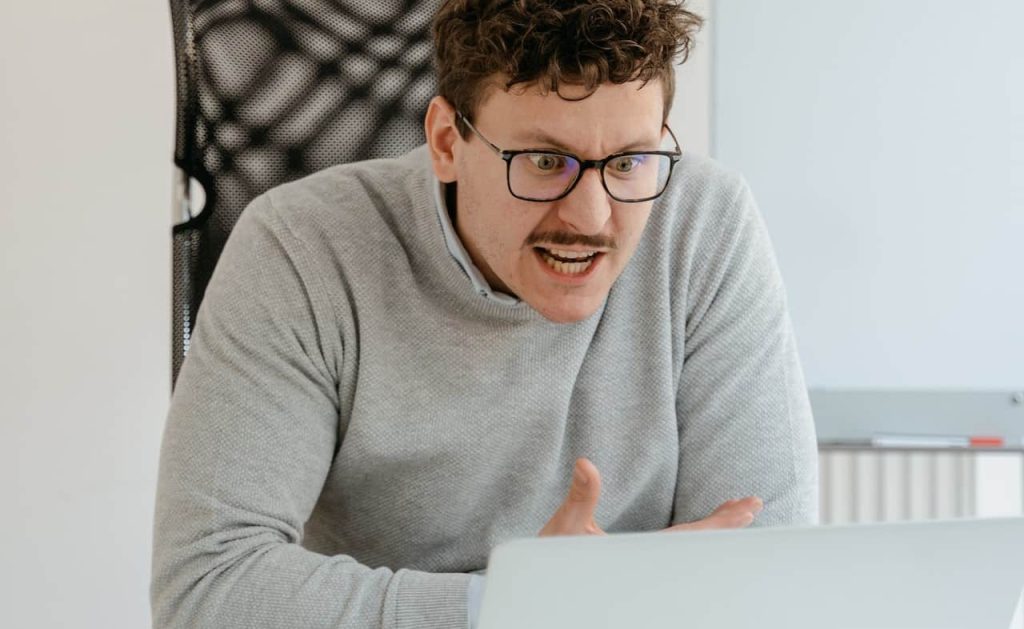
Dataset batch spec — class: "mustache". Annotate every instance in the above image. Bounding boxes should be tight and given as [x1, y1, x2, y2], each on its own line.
[527, 231, 618, 250]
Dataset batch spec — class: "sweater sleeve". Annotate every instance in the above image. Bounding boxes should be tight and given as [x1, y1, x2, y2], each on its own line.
[672, 178, 819, 528]
[150, 194, 472, 629]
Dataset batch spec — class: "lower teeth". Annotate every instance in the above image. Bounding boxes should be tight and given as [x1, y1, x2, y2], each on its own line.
[540, 251, 595, 275]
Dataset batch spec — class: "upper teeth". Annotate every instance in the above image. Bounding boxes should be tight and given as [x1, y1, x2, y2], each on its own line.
[544, 248, 595, 259]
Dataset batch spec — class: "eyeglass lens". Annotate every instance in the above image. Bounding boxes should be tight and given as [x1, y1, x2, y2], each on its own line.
[508, 153, 673, 202]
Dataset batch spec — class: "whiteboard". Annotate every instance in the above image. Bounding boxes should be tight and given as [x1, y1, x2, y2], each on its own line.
[712, 0, 1024, 444]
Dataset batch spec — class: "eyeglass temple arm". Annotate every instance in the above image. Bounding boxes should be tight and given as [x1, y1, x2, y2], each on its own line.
[663, 124, 682, 155]
[455, 111, 505, 157]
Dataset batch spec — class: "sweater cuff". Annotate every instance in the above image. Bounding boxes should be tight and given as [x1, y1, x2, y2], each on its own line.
[392, 569, 473, 629]
[467, 574, 486, 629]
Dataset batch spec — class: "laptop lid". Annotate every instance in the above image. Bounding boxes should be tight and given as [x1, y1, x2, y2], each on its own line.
[478, 517, 1024, 629]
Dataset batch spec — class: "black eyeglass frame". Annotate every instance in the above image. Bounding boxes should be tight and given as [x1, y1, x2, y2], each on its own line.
[455, 111, 683, 203]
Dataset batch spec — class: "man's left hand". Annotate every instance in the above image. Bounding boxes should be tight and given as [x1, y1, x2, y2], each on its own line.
[661, 496, 764, 533]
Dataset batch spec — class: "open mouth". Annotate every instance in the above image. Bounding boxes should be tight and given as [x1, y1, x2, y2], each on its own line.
[533, 246, 603, 277]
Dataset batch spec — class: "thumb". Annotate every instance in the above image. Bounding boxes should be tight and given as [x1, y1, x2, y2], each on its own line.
[561, 458, 601, 518]
[538, 458, 605, 537]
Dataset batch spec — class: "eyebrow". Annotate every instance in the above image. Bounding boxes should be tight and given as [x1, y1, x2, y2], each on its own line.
[510, 130, 661, 155]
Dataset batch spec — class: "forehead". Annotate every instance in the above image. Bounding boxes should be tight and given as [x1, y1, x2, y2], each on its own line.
[473, 78, 666, 154]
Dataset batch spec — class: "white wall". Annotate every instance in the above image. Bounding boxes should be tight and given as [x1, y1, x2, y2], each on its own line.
[711, 0, 1024, 390]
[0, 2, 172, 627]
[670, 0, 712, 158]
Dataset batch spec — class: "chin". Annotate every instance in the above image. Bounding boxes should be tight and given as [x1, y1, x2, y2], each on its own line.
[530, 293, 606, 324]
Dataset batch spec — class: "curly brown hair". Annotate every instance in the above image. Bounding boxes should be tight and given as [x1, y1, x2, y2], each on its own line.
[432, 0, 704, 136]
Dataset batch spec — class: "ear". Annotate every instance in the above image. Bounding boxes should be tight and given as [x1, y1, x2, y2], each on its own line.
[424, 95, 460, 183]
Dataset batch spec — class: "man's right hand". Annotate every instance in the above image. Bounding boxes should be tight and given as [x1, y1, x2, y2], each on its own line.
[538, 458, 763, 537]
[538, 458, 606, 537]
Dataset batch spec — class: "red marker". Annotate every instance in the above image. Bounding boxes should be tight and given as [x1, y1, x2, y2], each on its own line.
[969, 436, 1004, 448]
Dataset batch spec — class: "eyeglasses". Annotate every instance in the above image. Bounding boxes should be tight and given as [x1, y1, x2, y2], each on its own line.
[456, 111, 682, 203]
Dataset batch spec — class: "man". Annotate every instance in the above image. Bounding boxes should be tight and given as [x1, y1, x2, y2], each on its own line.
[151, 1, 818, 628]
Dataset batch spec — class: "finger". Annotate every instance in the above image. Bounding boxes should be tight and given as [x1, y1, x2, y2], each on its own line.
[538, 458, 605, 537]
[662, 496, 764, 533]
[739, 496, 764, 515]
[557, 459, 603, 534]
[711, 496, 762, 516]
[729, 496, 763, 512]
[710, 497, 762, 523]
[563, 458, 601, 509]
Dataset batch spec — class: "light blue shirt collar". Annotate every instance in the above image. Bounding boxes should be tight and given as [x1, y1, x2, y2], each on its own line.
[433, 177, 520, 305]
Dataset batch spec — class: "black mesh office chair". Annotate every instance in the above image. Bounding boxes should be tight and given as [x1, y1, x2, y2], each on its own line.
[169, 0, 442, 387]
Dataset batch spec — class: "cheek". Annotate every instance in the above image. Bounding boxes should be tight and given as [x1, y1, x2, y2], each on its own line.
[466, 200, 530, 266]
[496, 220, 534, 265]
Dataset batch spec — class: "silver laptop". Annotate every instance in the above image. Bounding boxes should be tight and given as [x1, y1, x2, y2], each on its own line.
[478, 517, 1024, 629]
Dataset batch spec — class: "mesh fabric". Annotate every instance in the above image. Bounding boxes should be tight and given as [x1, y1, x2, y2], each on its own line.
[169, 0, 441, 386]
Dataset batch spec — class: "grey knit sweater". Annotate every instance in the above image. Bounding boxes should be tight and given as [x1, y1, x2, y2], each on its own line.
[151, 145, 818, 629]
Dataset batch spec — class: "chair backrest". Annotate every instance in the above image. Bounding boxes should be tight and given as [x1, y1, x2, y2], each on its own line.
[169, 0, 442, 387]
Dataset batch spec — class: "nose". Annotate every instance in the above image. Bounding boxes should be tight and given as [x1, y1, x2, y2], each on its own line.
[555, 168, 612, 235]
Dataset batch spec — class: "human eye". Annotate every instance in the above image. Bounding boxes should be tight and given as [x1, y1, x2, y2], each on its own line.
[526, 153, 567, 174]
[608, 155, 646, 176]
